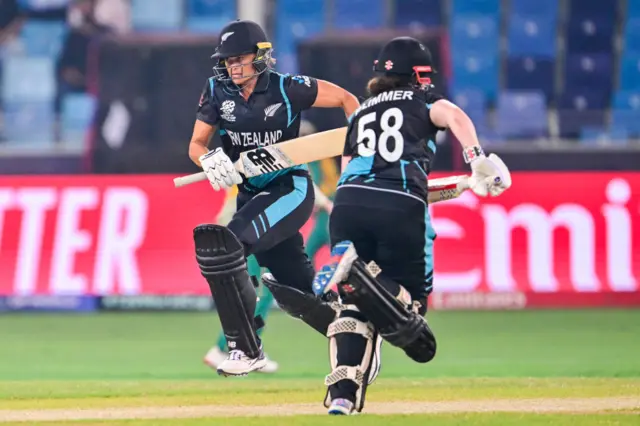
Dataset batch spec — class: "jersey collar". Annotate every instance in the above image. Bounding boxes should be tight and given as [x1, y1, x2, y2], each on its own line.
[253, 70, 271, 93]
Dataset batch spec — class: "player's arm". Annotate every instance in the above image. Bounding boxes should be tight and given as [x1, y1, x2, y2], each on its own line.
[188, 120, 216, 167]
[429, 99, 480, 150]
[285, 75, 359, 120]
[189, 80, 220, 167]
[313, 80, 360, 119]
[189, 80, 242, 190]
[429, 99, 512, 197]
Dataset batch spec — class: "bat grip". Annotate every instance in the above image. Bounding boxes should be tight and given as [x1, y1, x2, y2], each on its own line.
[173, 172, 207, 187]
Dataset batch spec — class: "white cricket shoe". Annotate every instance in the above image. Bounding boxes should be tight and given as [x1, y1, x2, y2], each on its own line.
[214, 348, 268, 377]
[328, 398, 355, 415]
[204, 346, 279, 374]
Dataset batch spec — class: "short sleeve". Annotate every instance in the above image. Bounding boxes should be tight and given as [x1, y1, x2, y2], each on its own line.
[425, 92, 446, 131]
[283, 74, 319, 112]
[342, 117, 357, 156]
[196, 79, 220, 126]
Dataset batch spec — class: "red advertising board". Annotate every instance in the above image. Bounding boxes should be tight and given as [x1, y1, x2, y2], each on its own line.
[0, 173, 639, 309]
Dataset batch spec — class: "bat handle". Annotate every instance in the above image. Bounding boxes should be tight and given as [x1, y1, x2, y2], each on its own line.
[173, 172, 207, 187]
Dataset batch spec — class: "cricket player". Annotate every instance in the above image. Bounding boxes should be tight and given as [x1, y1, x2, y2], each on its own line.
[311, 37, 512, 414]
[188, 19, 359, 376]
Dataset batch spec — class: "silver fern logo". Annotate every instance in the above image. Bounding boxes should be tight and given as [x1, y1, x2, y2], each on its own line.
[264, 103, 282, 120]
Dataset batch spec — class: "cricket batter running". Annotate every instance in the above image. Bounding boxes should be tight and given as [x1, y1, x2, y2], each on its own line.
[310, 37, 512, 414]
[188, 19, 359, 376]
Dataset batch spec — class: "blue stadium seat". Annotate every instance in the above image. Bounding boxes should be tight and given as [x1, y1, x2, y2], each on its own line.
[18, 21, 67, 57]
[611, 110, 640, 135]
[509, 0, 559, 20]
[618, 54, 640, 91]
[131, 0, 182, 32]
[274, 14, 325, 55]
[276, 0, 325, 18]
[451, 52, 499, 101]
[451, 0, 500, 18]
[60, 93, 97, 148]
[568, 0, 617, 20]
[450, 16, 499, 54]
[507, 16, 556, 58]
[1, 56, 55, 102]
[557, 90, 608, 138]
[275, 0, 325, 55]
[612, 91, 640, 110]
[505, 57, 554, 101]
[495, 91, 548, 138]
[628, 0, 640, 18]
[565, 17, 615, 54]
[16, 0, 70, 10]
[394, 0, 442, 29]
[185, 0, 235, 33]
[563, 53, 613, 93]
[2, 101, 55, 145]
[333, 0, 384, 30]
[451, 89, 486, 110]
[580, 127, 629, 145]
[559, 89, 609, 110]
[623, 18, 640, 54]
[610, 90, 640, 135]
[451, 89, 487, 132]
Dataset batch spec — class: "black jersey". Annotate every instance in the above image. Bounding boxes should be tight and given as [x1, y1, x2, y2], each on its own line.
[338, 88, 445, 200]
[196, 70, 319, 190]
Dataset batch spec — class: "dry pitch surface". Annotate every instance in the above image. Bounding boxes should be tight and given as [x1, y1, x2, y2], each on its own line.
[0, 396, 639, 422]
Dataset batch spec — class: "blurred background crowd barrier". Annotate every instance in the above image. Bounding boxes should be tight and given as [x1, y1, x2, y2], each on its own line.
[0, 0, 638, 312]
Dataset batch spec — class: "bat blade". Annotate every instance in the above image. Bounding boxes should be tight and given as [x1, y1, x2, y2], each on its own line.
[238, 127, 347, 177]
[173, 127, 347, 188]
[427, 175, 469, 203]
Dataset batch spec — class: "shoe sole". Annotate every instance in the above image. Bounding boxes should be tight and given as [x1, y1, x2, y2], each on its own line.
[207, 357, 278, 374]
[328, 406, 353, 415]
[216, 359, 268, 377]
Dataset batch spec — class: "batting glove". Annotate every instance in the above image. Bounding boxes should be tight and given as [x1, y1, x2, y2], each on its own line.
[199, 148, 243, 191]
[464, 146, 512, 197]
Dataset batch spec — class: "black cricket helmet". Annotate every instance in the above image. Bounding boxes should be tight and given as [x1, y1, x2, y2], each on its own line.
[373, 36, 437, 89]
[211, 19, 274, 84]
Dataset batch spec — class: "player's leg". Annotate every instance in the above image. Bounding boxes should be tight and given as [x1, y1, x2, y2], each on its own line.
[238, 175, 339, 344]
[193, 224, 268, 377]
[199, 175, 313, 377]
[203, 255, 279, 373]
[314, 191, 436, 414]
[214, 172, 331, 371]
[321, 197, 437, 360]
[312, 203, 383, 415]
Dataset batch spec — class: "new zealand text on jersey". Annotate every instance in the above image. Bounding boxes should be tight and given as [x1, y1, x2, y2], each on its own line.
[227, 130, 284, 147]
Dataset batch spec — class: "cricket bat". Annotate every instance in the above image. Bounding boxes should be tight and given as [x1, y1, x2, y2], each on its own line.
[427, 175, 470, 204]
[173, 127, 348, 188]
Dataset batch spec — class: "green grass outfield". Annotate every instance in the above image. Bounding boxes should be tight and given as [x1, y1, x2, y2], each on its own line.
[0, 310, 638, 424]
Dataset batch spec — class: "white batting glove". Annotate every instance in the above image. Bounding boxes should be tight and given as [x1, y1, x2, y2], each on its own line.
[464, 147, 512, 197]
[199, 148, 243, 191]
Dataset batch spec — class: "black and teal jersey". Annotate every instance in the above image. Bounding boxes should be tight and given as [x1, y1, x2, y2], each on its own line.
[338, 88, 445, 200]
[196, 70, 318, 191]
